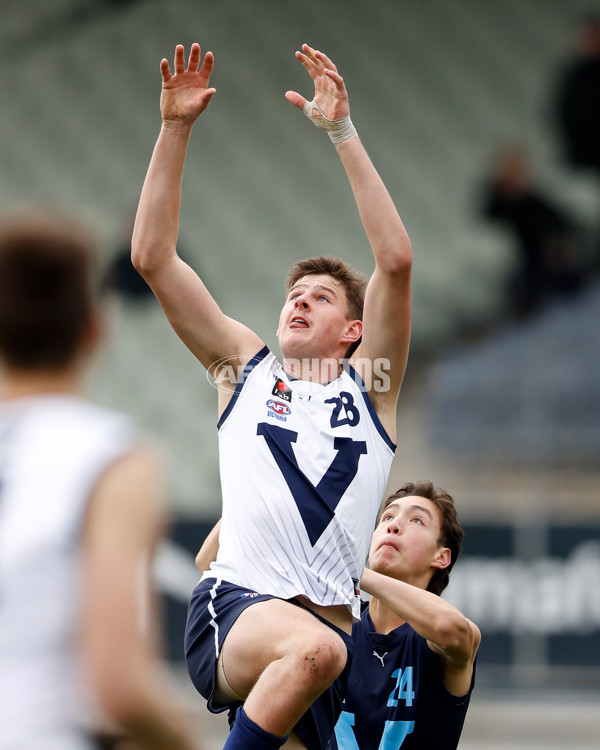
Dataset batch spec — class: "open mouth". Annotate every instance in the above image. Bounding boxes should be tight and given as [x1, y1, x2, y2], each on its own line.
[289, 316, 309, 328]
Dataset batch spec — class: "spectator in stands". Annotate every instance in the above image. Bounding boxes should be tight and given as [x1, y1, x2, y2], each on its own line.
[480, 146, 585, 316]
[554, 13, 600, 178]
[106, 207, 195, 303]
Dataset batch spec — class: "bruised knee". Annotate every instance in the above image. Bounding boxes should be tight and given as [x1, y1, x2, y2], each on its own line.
[295, 633, 347, 691]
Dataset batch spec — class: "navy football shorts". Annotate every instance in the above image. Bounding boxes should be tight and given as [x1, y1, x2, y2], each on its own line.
[184, 577, 354, 750]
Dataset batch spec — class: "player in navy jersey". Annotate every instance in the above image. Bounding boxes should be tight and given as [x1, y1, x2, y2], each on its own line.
[330, 481, 480, 750]
[0, 210, 195, 750]
[195, 480, 479, 750]
[133, 41, 412, 750]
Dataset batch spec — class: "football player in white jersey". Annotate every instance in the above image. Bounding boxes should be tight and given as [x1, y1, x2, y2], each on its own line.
[132, 42, 412, 750]
[0, 212, 195, 750]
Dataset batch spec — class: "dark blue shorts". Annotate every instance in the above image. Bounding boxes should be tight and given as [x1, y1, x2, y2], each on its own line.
[184, 577, 354, 750]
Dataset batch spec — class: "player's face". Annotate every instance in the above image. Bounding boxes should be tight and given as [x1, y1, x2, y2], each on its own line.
[276, 274, 358, 359]
[368, 496, 450, 587]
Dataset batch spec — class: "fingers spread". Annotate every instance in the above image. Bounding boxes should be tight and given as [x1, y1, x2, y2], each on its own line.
[200, 50, 215, 77]
[301, 43, 319, 61]
[202, 89, 217, 107]
[188, 42, 201, 72]
[295, 49, 317, 78]
[298, 44, 341, 85]
[324, 68, 344, 89]
[315, 50, 337, 73]
[160, 58, 172, 83]
[301, 44, 322, 70]
[285, 90, 306, 110]
[174, 44, 186, 74]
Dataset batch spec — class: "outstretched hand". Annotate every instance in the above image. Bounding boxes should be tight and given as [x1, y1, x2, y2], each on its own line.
[160, 43, 216, 126]
[285, 44, 349, 121]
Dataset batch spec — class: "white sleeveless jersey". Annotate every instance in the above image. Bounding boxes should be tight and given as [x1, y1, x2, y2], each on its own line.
[205, 348, 395, 620]
[0, 395, 135, 750]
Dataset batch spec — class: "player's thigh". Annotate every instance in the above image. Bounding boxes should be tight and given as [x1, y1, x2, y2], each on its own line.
[220, 598, 345, 697]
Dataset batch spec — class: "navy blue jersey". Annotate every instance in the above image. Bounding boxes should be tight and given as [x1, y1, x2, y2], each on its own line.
[329, 605, 475, 750]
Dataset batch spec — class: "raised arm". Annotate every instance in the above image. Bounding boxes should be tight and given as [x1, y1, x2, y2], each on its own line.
[132, 43, 263, 377]
[285, 46, 412, 431]
[361, 567, 480, 697]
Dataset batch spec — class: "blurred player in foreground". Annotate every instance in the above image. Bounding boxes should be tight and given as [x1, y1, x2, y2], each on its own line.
[196, 482, 479, 750]
[0, 210, 195, 750]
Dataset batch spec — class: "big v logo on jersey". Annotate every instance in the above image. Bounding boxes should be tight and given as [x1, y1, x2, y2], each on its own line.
[257, 421, 367, 546]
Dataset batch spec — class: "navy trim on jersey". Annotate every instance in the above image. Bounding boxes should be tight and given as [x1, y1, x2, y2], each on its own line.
[257, 422, 368, 546]
[217, 346, 270, 429]
[345, 363, 396, 453]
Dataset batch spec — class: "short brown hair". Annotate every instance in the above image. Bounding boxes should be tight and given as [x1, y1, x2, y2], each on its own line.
[0, 210, 97, 370]
[381, 480, 463, 596]
[286, 256, 367, 321]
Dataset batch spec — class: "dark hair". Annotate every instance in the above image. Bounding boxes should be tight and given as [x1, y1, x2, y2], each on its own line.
[381, 480, 463, 596]
[286, 256, 367, 321]
[0, 211, 97, 370]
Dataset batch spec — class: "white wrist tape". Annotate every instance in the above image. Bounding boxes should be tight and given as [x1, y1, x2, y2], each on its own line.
[302, 99, 358, 144]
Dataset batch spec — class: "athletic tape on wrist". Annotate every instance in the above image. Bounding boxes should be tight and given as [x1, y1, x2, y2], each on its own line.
[302, 99, 358, 144]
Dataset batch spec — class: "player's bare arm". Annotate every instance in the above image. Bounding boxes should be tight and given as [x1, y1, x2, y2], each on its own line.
[286, 45, 412, 437]
[361, 567, 480, 697]
[132, 43, 263, 380]
[81, 444, 195, 749]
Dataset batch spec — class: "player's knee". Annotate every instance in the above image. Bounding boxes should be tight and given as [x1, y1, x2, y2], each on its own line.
[295, 632, 347, 690]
